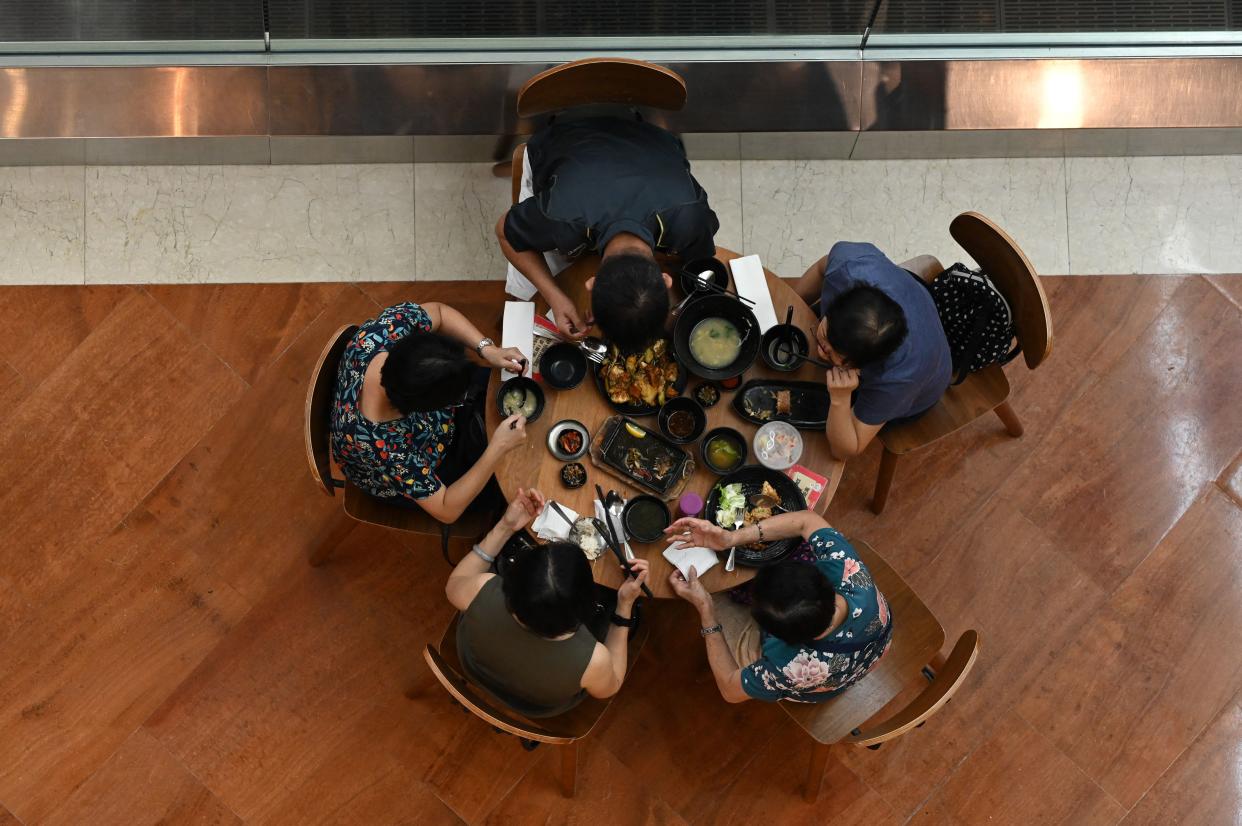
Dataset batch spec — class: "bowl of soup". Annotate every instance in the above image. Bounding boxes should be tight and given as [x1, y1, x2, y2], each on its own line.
[700, 427, 747, 474]
[657, 397, 706, 444]
[622, 495, 672, 543]
[672, 293, 760, 381]
[496, 376, 545, 423]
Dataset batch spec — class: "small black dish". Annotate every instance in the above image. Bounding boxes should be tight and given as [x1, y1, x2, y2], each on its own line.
[700, 427, 748, 474]
[761, 324, 810, 372]
[692, 383, 721, 408]
[622, 495, 671, 543]
[679, 257, 730, 297]
[495, 376, 545, 424]
[657, 396, 707, 444]
[560, 462, 587, 489]
[672, 293, 761, 381]
[540, 342, 587, 390]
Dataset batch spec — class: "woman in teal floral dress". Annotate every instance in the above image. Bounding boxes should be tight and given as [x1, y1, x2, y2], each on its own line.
[664, 510, 892, 703]
[330, 301, 528, 523]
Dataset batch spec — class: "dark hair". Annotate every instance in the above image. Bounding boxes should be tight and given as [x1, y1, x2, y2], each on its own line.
[591, 253, 669, 353]
[751, 560, 837, 645]
[824, 285, 908, 368]
[380, 331, 473, 414]
[502, 541, 597, 638]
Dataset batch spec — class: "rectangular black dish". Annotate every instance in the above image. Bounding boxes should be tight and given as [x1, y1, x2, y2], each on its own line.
[730, 379, 830, 430]
[598, 417, 691, 495]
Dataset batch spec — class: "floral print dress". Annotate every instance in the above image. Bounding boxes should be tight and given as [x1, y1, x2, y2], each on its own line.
[740, 528, 893, 703]
[330, 302, 455, 503]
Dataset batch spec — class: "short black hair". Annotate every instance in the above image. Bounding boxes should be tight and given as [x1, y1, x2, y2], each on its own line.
[591, 253, 669, 353]
[502, 541, 597, 638]
[824, 285, 908, 368]
[751, 560, 837, 645]
[380, 330, 473, 414]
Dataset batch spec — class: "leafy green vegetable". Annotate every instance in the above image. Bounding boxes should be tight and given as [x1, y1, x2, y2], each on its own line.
[715, 482, 746, 526]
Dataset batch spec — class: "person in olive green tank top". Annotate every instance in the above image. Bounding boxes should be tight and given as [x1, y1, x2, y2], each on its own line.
[446, 487, 650, 718]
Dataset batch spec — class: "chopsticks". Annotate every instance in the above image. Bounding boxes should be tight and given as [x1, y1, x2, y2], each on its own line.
[594, 483, 653, 598]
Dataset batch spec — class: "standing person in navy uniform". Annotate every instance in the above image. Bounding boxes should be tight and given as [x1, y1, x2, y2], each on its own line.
[496, 115, 720, 353]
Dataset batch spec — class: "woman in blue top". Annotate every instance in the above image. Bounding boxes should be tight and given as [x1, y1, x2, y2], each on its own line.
[664, 510, 892, 703]
[330, 301, 528, 523]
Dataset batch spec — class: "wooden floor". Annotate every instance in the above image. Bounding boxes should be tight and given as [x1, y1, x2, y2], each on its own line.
[0, 275, 1239, 825]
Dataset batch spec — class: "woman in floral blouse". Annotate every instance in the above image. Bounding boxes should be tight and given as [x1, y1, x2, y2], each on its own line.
[330, 301, 528, 523]
[664, 511, 892, 703]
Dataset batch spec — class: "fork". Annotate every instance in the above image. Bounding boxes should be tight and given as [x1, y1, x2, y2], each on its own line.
[726, 505, 743, 572]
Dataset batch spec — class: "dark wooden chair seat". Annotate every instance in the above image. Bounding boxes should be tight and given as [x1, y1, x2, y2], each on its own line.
[423, 611, 650, 797]
[872, 212, 1053, 513]
[517, 57, 687, 119]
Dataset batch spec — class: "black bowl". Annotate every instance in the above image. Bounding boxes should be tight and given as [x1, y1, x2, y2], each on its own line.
[700, 427, 748, 474]
[540, 342, 587, 390]
[560, 462, 587, 489]
[622, 495, 671, 543]
[672, 293, 761, 381]
[679, 257, 730, 297]
[761, 324, 810, 372]
[495, 376, 545, 423]
[657, 396, 707, 444]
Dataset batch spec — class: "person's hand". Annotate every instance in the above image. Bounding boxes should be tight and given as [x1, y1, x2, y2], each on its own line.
[548, 294, 590, 341]
[826, 366, 860, 399]
[668, 566, 713, 617]
[616, 558, 650, 607]
[483, 344, 528, 374]
[664, 517, 731, 552]
[491, 413, 527, 453]
[499, 487, 545, 532]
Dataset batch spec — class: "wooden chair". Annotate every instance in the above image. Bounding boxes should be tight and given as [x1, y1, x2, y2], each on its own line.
[303, 325, 492, 567]
[508, 57, 688, 203]
[872, 212, 1053, 514]
[779, 540, 979, 803]
[422, 612, 650, 798]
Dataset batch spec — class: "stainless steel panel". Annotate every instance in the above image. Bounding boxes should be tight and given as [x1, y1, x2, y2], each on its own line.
[862, 58, 1242, 131]
[0, 66, 267, 138]
[852, 129, 1066, 158]
[739, 131, 858, 159]
[1063, 126, 1242, 155]
[267, 60, 861, 136]
[84, 136, 271, 164]
[272, 135, 414, 163]
[0, 137, 85, 164]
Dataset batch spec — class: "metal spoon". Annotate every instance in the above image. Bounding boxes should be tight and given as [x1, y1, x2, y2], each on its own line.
[605, 490, 632, 561]
[671, 271, 713, 317]
[579, 336, 608, 364]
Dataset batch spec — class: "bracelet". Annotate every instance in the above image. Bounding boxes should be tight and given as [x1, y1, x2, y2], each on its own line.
[756, 521, 765, 542]
[471, 544, 495, 564]
[700, 623, 723, 637]
[610, 612, 636, 628]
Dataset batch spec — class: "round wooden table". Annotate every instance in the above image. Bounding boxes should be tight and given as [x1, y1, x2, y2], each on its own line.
[486, 248, 845, 598]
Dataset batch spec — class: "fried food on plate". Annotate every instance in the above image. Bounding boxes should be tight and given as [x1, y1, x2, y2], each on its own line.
[601, 339, 680, 407]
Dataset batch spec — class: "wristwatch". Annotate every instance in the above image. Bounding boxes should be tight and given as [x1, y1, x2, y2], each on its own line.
[474, 337, 495, 357]
[610, 612, 636, 628]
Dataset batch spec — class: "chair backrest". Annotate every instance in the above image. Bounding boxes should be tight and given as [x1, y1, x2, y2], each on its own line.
[304, 324, 357, 497]
[517, 57, 687, 118]
[949, 211, 1053, 370]
[422, 613, 613, 744]
[782, 539, 946, 744]
[844, 629, 980, 747]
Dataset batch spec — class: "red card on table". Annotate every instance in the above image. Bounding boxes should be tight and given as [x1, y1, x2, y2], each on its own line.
[785, 463, 828, 510]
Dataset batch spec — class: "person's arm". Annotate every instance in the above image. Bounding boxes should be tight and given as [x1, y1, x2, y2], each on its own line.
[824, 366, 883, 459]
[794, 255, 827, 306]
[665, 509, 829, 551]
[417, 413, 527, 523]
[445, 487, 545, 610]
[665, 566, 749, 703]
[422, 301, 526, 373]
[494, 212, 588, 339]
[579, 558, 650, 698]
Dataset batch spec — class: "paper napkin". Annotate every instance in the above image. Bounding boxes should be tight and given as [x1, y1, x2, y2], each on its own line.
[662, 542, 720, 579]
[729, 254, 779, 333]
[532, 501, 579, 542]
[501, 301, 535, 380]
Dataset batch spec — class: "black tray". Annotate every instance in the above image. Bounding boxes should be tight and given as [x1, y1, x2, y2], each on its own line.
[593, 348, 689, 417]
[704, 465, 807, 566]
[731, 380, 830, 430]
[598, 417, 691, 496]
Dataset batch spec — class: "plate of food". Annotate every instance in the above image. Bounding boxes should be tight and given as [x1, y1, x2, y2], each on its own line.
[595, 339, 687, 416]
[598, 417, 692, 496]
[730, 379, 830, 430]
[703, 465, 807, 566]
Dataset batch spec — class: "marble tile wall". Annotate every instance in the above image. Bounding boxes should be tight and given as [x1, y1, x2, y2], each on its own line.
[0, 155, 1239, 285]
